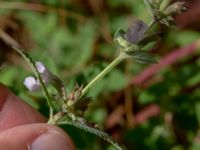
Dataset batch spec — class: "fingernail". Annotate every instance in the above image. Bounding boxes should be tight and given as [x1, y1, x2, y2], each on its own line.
[31, 130, 74, 150]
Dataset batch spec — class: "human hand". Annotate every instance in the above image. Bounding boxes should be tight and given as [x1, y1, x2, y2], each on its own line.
[0, 84, 75, 150]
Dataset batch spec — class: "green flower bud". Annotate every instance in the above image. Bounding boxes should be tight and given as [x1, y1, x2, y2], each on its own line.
[114, 29, 130, 49]
[164, 2, 187, 15]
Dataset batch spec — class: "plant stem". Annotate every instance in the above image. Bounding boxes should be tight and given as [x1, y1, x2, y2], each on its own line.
[143, 0, 154, 19]
[12, 46, 54, 121]
[148, 20, 155, 28]
[81, 54, 125, 98]
[0, 29, 55, 122]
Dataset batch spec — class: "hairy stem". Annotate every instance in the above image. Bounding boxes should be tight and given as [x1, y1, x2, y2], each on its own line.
[12, 46, 54, 121]
[81, 53, 125, 98]
[0, 29, 55, 120]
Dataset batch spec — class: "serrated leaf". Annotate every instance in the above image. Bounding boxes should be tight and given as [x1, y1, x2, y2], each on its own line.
[126, 50, 157, 64]
[58, 120, 122, 150]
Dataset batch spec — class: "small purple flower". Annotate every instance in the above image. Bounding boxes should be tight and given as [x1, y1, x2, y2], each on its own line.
[24, 61, 53, 91]
[24, 61, 67, 100]
[35, 61, 53, 83]
[24, 76, 40, 91]
[35, 61, 46, 74]
[125, 20, 148, 44]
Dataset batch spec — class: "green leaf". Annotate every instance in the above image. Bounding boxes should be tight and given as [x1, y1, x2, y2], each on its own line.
[195, 102, 200, 125]
[0, 66, 19, 86]
[87, 108, 107, 124]
[126, 50, 157, 64]
[139, 91, 156, 104]
[74, 20, 96, 65]
[59, 120, 122, 150]
[106, 69, 127, 91]
[191, 143, 200, 150]
[175, 31, 200, 46]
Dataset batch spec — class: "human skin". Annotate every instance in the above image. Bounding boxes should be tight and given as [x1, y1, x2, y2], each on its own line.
[0, 84, 75, 150]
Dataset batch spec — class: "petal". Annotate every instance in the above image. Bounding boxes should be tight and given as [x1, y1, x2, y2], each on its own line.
[35, 62, 46, 74]
[35, 61, 52, 83]
[126, 20, 148, 44]
[24, 76, 40, 91]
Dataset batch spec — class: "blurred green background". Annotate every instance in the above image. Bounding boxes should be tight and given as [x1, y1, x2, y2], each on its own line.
[0, 0, 200, 149]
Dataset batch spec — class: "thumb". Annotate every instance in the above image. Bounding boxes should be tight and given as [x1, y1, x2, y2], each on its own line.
[0, 123, 75, 150]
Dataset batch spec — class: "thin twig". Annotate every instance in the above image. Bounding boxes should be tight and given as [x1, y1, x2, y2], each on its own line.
[124, 60, 135, 128]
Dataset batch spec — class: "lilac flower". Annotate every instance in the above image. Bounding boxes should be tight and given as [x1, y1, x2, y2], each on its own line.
[35, 61, 53, 83]
[24, 61, 66, 100]
[114, 20, 148, 50]
[125, 20, 148, 44]
[24, 61, 53, 91]
[35, 61, 46, 74]
[24, 76, 40, 91]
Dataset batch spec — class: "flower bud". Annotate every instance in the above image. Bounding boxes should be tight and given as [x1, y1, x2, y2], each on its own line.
[35, 61, 46, 74]
[164, 2, 187, 15]
[35, 61, 67, 100]
[149, 0, 162, 9]
[35, 61, 53, 83]
[114, 29, 129, 49]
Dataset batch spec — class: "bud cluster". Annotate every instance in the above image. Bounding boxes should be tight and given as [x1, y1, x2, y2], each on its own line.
[163, 2, 187, 15]
[146, 0, 187, 26]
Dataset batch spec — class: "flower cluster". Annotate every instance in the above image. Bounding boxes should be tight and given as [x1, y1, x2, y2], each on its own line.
[24, 61, 53, 91]
[114, 20, 148, 50]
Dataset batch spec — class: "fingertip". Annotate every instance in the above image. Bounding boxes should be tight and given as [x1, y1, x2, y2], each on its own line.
[31, 125, 75, 150]
[0, 123, 75, 150]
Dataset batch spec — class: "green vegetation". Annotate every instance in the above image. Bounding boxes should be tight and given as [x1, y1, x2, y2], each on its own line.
[0, 0, 200, 149]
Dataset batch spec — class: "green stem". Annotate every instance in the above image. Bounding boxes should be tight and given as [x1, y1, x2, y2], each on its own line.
[48, 112, 64, 124]
[148, 20, 155, 28]
[143, 0, 154, 19]
[81, 54, 125, 98]
[11, 46, 54, 121]
[0, 29, 54, 122]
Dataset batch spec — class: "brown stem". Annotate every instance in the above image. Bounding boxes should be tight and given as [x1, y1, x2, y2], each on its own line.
[124, 60, 135, 128]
